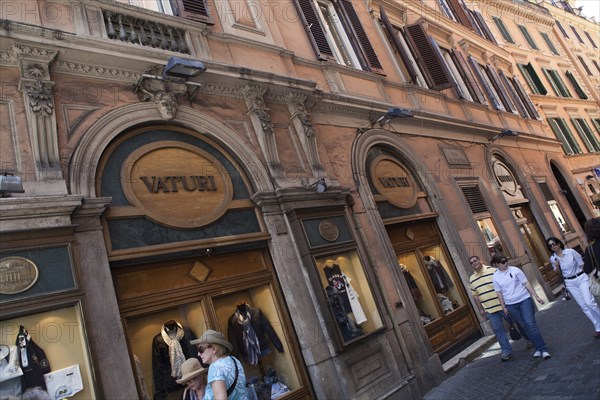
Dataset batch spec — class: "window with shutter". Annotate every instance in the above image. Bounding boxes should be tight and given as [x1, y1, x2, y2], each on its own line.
[572, 118, 600, 152]
[518, 25, 539, 50]
[548, 118, 582, 155]
[584, 31, 598, 48]
[471, 11, 498, 44]
[555, 20, 569, 38]
[441, 48, 471, 101]
[577, 56, 593, 76]
[292, 0, 383, 74]
[517, 63, 547, 95]
[492, 17, 514, 44]
[468, 57, 503, 110]
[593, 60, 600, 74]
[499, 70, 529, 118]
[512, 76, 540, 119]
[452, 50, 487, 104]
[404, 23, 453, 90]
[447, 0, 475, 29]
[538, 181, 572, 233]
[565, 71, 588, 99]
[379, 6, 419, 84]
[593, 119, 600, 136]
[543, 69, 571, 98]
[570, 25, 584, 43]
[486, 66, 516, 113]
[540, 32, 559, 55]
[538, 181, 555, 202]
[460, 185, 488, 214]
[178, 0, 212, 23]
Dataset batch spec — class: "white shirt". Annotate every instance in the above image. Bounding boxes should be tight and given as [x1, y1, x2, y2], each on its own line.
[550, 248, 583, 278]
[493, 266, 530, 305]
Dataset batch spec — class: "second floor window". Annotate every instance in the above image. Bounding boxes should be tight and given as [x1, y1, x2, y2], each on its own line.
[548, 118, 582, 155]
[293, 0, 383, 73]
[517, 63, 548, 95]
[572, 118, 600, 152]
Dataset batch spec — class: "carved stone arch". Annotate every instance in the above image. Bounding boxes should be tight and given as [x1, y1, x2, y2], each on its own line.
[69, 103, 272, 198]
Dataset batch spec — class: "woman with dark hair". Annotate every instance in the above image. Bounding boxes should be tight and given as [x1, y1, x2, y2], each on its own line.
[583, 218, 600, 275]
[491, 254, 550, 359]
[547, 235, 600, 338]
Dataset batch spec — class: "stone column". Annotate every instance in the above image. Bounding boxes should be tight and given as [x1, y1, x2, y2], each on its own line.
[286, 92, 323, 174]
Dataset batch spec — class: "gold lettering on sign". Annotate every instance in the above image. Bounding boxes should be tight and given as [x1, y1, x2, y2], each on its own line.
[0, 257, 39, 295]
[493, 160, 519, 197]
[139, 176, 218, 193]
[370, 155, 418, 209]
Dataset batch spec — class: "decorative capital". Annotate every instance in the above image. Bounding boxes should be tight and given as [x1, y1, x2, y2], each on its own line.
[11, 44, 58, 63]
[24, 80, 55, 116]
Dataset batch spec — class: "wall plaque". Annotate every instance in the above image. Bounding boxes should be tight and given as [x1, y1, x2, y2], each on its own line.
[441, 146, 470, 167]
[122, 141, 233, 229]
[0, 257, 39, 295]
[371, 155, 418, 209]
[493, 160, 519, 196]
[319, 220, 340, 242]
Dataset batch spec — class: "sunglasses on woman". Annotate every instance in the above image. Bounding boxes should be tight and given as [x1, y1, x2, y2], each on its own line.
[197, 345, 212, 354]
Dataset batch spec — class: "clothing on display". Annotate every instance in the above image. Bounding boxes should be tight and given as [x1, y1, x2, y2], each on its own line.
[423, 256, 454, 292]
[151, 321, 198, 400]
[326, 285, 363, 341]
[16, 325, 51, 391]
[0, 344, 23, 400]
[323, 264, 352, 313]
[400, 264, 422, 301]
[227, 303, 283, 366]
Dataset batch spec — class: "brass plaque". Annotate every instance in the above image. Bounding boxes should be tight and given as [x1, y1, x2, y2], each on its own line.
[319, 220, 340, 242]
[121, 141, 233, 229]
[371, 155, 418, 209]
[0, 257, 39, 294]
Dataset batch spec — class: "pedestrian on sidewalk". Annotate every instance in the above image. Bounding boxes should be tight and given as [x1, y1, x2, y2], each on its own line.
[583, 217, 600, 279]
[491, 254, 551, 359]
[548, 235, 600, 339]
[468, 255, 532, 362]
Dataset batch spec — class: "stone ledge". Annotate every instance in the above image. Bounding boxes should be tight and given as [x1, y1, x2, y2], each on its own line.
[441, 335, 497, 375]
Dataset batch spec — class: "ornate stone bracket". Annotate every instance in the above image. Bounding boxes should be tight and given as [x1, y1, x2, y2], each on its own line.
[15, 44, 62, 181]
[242, 85, 282, 175]
[286, 92, 323, 174]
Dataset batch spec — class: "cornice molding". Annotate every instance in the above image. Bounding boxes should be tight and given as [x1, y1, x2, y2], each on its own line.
[478, 0, 555, 26]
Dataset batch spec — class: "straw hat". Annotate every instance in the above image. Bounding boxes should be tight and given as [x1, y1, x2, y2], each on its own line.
[176, 358, 207, 385]
[190, 329, 233, 352]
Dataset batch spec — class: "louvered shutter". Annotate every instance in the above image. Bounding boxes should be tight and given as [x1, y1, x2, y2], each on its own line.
[487, 65, 516, 113]
[577, 56, 593, 76]
[468, 57, 501, 110]
[499, 70, 528, 118]
[555, 20, 569, 38]
[538, 182, 555, 201]
[292, 0, 336, 61]
[570, 26, 584, 43]
[540, 32, 559, 55]
[542, 68, 561, 96]
[472, 11, 498, 44]
[178, 0, 212, 23]
[512, 76, 540, 119]
[518, 25, 539, 50]
[572, 119, 600, 152]
[461, 185, 488, 214]
[492, 17, 514, 43]
[551, 70, 571, 97]
[584, 31, 598, 48]
[380, 6, 418, 83]
[404, 23, 453, 90]
[565, 71, 587, 99]
[338, 0, 383, 73]
[452, 50, 487, 104]
[448, 0, 474, 29]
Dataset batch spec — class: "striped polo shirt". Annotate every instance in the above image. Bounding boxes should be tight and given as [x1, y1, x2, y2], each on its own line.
[469, 265, 503, 313]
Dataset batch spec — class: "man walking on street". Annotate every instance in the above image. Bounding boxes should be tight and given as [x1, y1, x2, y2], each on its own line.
[469, 255, 532, 361]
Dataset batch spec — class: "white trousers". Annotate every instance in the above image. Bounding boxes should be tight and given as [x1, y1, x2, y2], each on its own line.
[565, 273, 600, 332]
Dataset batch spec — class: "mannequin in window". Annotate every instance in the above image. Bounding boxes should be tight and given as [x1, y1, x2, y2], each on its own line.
[326, 284, 363, 341]
[152, 320, 198, 400]
[423, 256, 453, 293]
[400, 263, 422, 302]
[227, 302, 283, 367]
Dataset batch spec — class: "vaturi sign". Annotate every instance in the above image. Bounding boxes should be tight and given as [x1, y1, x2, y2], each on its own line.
[122, 141, 233, 229]
[371, 155, 418, 209]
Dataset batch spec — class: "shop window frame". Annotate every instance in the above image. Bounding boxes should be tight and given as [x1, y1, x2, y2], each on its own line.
[536, 180, 573, 234]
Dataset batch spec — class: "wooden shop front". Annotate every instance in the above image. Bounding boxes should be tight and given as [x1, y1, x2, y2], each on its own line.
[97, 125, 311, 400]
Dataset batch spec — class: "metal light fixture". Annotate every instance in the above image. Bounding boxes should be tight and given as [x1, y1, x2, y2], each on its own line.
[163, 57, 207, 79]
[489, 129, 519, 142]
[0, 172, 24, 197]
[358, 107, 414, 133]
[306, 178, 327, 193]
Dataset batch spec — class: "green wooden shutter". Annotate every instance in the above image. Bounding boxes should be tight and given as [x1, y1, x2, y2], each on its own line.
[518, 25, 539, 50]
[512, 76, 540, 119]
[565, 71, 587, 99]
[492, 17, 514, 43]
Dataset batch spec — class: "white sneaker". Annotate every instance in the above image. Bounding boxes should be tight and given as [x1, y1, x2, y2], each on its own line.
[533, 351, 541, 357]
[542, 351, 551, 359]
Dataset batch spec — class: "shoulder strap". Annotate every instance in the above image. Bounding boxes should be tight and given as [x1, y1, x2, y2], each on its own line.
[226, 356, 239, 397]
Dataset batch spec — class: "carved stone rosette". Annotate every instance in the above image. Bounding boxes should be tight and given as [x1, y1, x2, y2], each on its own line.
[242, 85, 282, 174]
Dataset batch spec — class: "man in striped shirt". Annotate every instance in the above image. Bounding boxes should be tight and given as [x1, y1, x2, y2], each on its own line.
[469, 255, 531, 361]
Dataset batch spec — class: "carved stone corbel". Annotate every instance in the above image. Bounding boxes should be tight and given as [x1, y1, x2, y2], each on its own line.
[242, 85, 282, 175]
[15, 45, 62, 180]
[286, 92, 323, 174]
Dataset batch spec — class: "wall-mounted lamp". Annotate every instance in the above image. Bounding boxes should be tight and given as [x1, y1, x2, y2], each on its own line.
[0, 172, 24, 198]
[305, 178, 327, 193]
[133, 56, 208, 108]
[489, 129, 519, 142]
[163, 56, 207, 79]
[358, 107, 413, 133]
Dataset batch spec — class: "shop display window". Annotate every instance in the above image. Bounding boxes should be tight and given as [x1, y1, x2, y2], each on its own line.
[477, 217, 510, 257]
[548, 201, 571, 233]
[125, 284, 301, 400]
[0, 305, 96, 400]
[397, 245, 464, 325]
[314, 251, 384, 344]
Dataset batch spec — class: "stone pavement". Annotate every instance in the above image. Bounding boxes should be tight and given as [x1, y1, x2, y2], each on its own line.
[424, 297, 600, 400]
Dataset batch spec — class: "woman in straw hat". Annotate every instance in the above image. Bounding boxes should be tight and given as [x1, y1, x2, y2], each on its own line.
[191, 329, 247, 400]
[176, 358, 208, 400]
